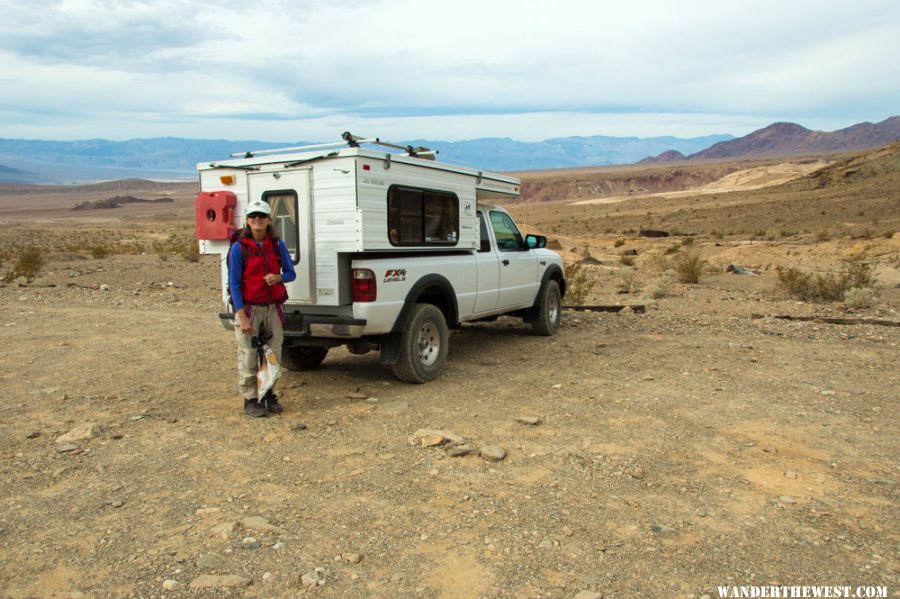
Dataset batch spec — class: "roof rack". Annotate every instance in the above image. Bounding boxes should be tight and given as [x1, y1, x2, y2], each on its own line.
[230, 132, 438, 160]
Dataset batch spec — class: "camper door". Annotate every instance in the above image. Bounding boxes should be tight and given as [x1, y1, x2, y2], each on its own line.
[248, 169, 314, 303]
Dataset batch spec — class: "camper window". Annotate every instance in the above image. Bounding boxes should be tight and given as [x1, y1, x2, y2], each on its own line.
[261, 190, 299, 263]
[387, 186, 458, 246]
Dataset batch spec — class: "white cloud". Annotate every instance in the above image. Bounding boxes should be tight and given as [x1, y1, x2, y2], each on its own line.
[0, 0, 897, 140]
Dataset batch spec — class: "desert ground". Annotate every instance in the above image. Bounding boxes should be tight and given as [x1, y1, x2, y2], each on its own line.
[0, 148, 897, 599]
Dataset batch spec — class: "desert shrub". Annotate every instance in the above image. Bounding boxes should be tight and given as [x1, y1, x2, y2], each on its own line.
[617, 268, 638, 294]
[883, 230, 895, 239]
[613, 238, 625, 248]
[645, 270, 675, 299]
[181, 242, 201, 263]
[90, 244, 110, 259]
[645, 253, 671, 273]
[671, 251, 706, 284]
[619, 255, 635, 266]
[815, 230, 830, 242]
[843, 287, 878, 309]
[3, 246, 44, 282]
[664, 244, 681, 255]
[777, 257, 878, 302]
[563, 261, 597, 305]
[681, 237, 694, 246]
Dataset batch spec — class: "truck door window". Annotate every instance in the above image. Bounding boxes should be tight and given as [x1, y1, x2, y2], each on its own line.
[262, 191, 299, 263]
[489, 211, 526, 251]
[477, 215, 491, 252]
[388, 185, 458, 246]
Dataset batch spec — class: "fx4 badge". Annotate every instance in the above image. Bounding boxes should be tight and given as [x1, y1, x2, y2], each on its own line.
[384, 268, 407, 283]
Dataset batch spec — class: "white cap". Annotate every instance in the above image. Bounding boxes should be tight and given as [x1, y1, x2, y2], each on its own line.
[245, 200, 272, 218]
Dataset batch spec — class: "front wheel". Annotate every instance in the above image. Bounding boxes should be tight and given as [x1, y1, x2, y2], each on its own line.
[280, 346, 329, 371]
[531, 280, 561, 336]
[391, 303, 449, 383]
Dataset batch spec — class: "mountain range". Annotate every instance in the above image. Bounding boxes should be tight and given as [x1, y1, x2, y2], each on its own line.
[1, 117, 897, 184]
[0, 134, 731, 184]
[641, 116, 900, 162]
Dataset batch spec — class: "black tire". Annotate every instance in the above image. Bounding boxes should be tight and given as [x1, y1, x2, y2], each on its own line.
[391, 303, 449, 384]
[531, 280, 561, 336]
[280, 346, 329, 371]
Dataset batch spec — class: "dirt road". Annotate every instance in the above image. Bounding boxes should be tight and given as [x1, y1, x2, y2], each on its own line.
[1, 251, 897, 598]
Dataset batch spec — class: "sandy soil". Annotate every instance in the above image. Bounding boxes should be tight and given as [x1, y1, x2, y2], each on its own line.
[0, 169, 897, 599]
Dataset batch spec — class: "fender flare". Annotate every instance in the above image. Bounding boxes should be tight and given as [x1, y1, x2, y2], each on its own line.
[540, 263, 566, 300]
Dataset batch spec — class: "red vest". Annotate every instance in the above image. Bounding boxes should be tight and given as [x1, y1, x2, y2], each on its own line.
[239, 236, 287, 305]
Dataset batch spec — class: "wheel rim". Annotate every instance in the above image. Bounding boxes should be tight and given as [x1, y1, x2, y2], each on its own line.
[548, 293, 560, 325]
[416, 321, 441, 366]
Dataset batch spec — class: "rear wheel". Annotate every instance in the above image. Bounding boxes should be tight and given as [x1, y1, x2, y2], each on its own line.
[391, 303, 449, 383]
[280, 346, 329, 371]
[531, 280, 561, 336]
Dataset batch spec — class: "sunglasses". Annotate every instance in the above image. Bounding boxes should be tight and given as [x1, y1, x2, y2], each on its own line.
[247, 213, 269, 220]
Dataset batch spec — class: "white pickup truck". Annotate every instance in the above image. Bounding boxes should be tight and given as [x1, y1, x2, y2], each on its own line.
[195, 134, 566, 383]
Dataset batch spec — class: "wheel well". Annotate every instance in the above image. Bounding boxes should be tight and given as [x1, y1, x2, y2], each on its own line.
[417, 286, 457, 325]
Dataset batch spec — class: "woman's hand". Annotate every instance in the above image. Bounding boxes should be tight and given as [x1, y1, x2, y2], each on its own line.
[237, 309, 252, 335]
[264, 273, 282, 286]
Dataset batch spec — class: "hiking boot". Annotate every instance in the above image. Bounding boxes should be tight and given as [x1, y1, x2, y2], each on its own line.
[243, 398, 267, 418]
[263, 390, 283, 414]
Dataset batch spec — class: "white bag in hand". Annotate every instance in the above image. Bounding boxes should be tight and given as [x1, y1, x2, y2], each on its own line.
[256, 342, 282, 397]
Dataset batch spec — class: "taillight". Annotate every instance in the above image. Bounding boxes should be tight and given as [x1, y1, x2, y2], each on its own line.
[352, 269, 377, 302]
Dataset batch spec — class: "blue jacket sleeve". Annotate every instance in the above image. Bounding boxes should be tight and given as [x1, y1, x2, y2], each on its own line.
[278, 240, 297, 284]
[227, 243, 245, 310]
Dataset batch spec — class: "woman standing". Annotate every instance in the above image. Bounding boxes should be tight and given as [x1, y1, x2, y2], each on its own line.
[228, 200, 297, 417]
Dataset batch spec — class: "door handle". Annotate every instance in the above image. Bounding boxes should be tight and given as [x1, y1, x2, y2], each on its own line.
[502, 259, 510, 266]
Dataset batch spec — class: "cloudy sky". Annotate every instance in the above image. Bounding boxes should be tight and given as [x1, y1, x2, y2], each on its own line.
[1, 0, 898, 142]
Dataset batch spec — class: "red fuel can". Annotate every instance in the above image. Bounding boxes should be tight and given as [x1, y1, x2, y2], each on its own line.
[195, 191, 237, 240]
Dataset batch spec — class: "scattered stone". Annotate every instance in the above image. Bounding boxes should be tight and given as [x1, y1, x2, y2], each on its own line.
[189, 575, 251, 589]
[479, 445, 508, 462]
[197, 553, 227, 570]
[574, 592, 603, 599]
[111, 500, 124, 508]
[539, 539, 553, 548]
[26, 431, 41, 439]
[301, 571, 323, 587]
[515, 416, 542, 425]
[242, 537, 261, 549]
[196, 507, 221, 516]
[162, 579, 180, 591]
[272, 541, 285, 550]
[446, 444, 478, 457]
[821, 389, 836, 396]
[421, 434, 448, 448]
[240, 516, 287, 534]
[779, 495, 798, 504]
[262, 572, 273, 582]
[551, 383, 563, 389]
[343, 552, 363, 564]
[785, 470, 798, 479]
[346, 391, 368, 400]
[413, 428, 464, 444]
[210, 522, 236, 540]
[761, 445, 777, 454]
[628, 466, 645, 480]
[99, 284, 110, 291]
[55, 444, 81, 454]
[650, 523, 675, 534]
[292, 423, 308, 432]
[56, 423, 101, 444]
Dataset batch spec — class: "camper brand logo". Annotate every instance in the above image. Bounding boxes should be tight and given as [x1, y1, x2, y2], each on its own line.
[383, 269, 407, 283]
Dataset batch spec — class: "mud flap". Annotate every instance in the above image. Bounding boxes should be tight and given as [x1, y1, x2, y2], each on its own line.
[378, 333, 401, 365]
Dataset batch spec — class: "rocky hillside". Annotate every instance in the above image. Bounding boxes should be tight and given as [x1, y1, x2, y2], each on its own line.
[689, 116, 900, 159]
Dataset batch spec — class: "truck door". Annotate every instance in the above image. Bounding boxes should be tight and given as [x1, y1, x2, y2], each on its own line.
[490, 210, 538, 308]
[473, 213, 499, 313]
[248, 169, 314, 303]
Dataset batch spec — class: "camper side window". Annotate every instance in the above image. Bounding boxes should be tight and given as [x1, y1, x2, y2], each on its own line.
[262, 191, 299, 263]
[387, 186, 458, 246]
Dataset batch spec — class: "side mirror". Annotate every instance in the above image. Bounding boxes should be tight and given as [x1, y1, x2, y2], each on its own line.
[525, 234, 546, 249]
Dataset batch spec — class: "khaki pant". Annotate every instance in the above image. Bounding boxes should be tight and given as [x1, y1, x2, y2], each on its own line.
[234, 304, 283, 400]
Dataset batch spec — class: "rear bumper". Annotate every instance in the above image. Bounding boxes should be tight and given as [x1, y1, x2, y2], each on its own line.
[219, 311, 367, 339]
